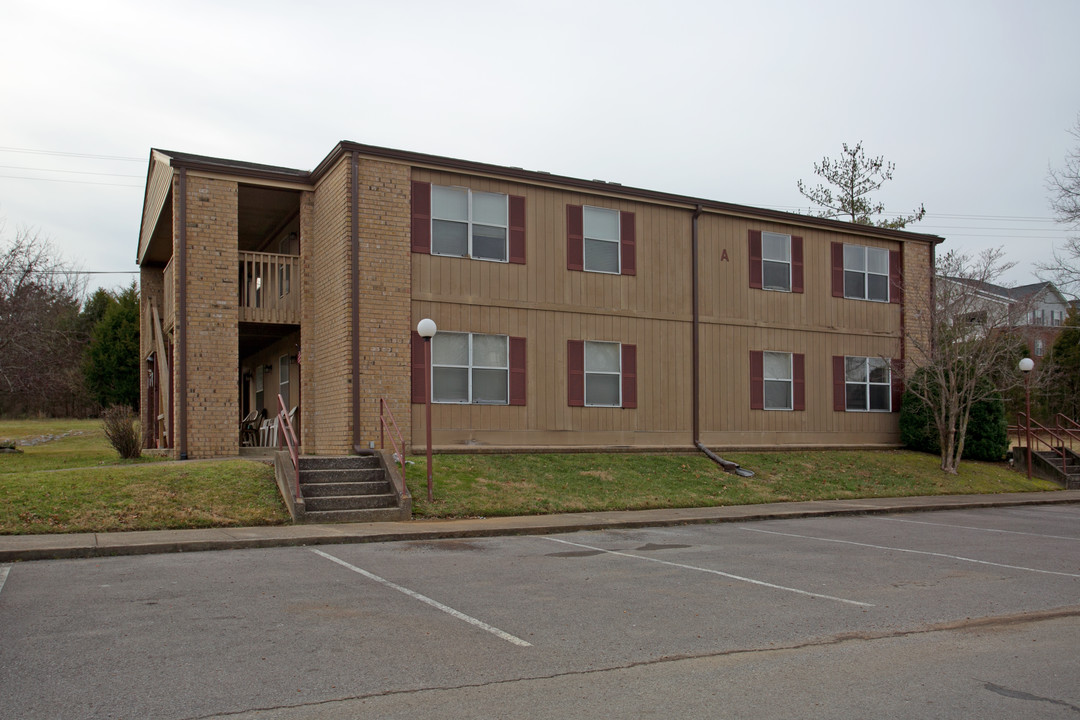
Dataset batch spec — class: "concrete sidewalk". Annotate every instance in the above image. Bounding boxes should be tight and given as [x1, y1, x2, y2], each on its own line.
[3, 490, 1079, 562]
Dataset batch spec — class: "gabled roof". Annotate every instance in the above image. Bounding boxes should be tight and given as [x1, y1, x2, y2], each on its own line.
[138, 141, 947, 265]
[942, 277, 1068, 305]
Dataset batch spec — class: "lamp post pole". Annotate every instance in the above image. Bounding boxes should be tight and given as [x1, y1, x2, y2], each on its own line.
[417, 319, 437, 502]
[1019, 357, 1034, 479]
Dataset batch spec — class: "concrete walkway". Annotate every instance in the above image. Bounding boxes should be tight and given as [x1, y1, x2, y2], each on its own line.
[3, 490, 1079, 562]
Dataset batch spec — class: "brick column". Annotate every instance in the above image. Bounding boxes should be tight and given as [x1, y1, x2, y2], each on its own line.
[174, 176, 240, 458]
[355, 158, 413, 450]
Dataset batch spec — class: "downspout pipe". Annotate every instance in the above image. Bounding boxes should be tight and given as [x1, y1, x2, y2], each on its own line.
[690, 204, 753, 478]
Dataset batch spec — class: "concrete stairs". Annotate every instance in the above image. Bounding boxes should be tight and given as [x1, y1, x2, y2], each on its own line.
[297, 455, 409, 522]
[1033, 448, 1080, 489]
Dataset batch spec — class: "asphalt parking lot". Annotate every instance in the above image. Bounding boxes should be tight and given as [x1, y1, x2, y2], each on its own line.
[1, 505, 1077, 719]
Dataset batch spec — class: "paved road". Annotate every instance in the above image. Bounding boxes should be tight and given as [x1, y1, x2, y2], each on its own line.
[1, 505, 1077, 719]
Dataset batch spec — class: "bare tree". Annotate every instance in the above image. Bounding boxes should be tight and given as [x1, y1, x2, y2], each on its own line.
[1040, 114, 1080, 297]
[905, 248, 1034, 474]
[0, 220, 87, 415]
[798, 141, 927, 229]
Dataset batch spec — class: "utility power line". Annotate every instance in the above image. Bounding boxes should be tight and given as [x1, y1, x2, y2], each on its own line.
[0, 146, 144, 162]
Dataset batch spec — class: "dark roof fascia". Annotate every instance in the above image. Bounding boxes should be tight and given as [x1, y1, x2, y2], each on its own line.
[153, 148, 312, 185]
[317, 140, 945, 245]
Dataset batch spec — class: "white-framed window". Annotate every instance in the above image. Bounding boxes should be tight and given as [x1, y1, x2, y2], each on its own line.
[585, 340, 622, 406]
[844, 245, 889, 302]
[583, 206, 620, 274]
[279, 355, 290, 409]
[763, 351, 793, 410]
[431, 185, 508, 262]
[255, 367, 264, 413]
[432, 332, 509, 404]
[845, 356, 891, 412]
[762, 232, 791, 291]
[1035, 339, 1045, 357]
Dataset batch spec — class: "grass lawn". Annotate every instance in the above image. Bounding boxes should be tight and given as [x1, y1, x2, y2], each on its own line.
[0, 419, 290, 535]
[0, 419, 1063, 534]
[404, 450, 1060, 519]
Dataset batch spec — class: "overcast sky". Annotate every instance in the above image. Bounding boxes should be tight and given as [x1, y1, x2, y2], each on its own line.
[2, 0, 1078, 295]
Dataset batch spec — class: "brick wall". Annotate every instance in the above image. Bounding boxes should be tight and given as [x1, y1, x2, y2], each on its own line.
[175, 175, 239, 458]
[903, 241, 934, 371]
[305, 159, 353, 453]
[355, 158, 412, 449]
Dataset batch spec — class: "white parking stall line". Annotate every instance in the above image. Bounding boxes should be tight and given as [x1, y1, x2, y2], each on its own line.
[541, 536, 874, 607]
[742, 527, 1080, 578]
[0, 565, 9, 597]
[308, 548, 532, 647]
[877, 516, 1080, 541]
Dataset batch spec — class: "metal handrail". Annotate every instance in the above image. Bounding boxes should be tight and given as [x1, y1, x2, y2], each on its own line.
[1017, 412, 1067, 466]
[1054, 414, 1080, 446]
[277, 394, 300, 499]
[379, 398, 407, 488]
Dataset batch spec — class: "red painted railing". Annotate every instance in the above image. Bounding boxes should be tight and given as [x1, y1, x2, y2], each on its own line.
[277, 394, 300, 499]
[379, 398, 406, 486]
[1016, 412, 1067, 467]
[1054, 414, 1080, 446]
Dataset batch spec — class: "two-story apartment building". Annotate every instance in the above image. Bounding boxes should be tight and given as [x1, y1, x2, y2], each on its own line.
[136, 142, 941, 459]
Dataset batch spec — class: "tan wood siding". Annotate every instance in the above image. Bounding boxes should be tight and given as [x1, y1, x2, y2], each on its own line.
[407, 168, 923, 449]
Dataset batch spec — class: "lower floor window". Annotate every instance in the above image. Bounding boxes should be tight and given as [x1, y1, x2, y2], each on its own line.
[432, 332, 509, 404]
[585, 341, 622, 407]
[763, 351, 793, 410]
[845, 356, 891, 411]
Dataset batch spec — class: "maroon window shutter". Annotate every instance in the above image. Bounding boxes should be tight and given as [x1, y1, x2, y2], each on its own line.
[831, 242, 844, 297]
[748, 230, 762, 289]
[791, 236, 804, 293]
[621, 344, 637, 408]
[411, 181, 431, 254]
[620, 211, 636, 276]
[567, 205, 584, 271]
[833, 356, 846, 411]
[509, 336, 526, 406]
[567, 340, 585, 406]
[411, 331, 427, 403]
[891, 359, 904, 413]
[509, 195, 526, 265]
[793, 353, 805, 411]
[749, 350, 764, 410]
[889, 249, 903, 304]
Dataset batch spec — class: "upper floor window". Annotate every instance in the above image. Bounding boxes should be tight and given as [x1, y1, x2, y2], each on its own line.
[1035, 339, 1045, 357]
[431, 185, 508, 262]
[748, 230, 803, 293]
[762, 232, 792, 291]
[567, 205, 636, 275]
[844, 245, 890, 302]
[843, 356, 891, 411]
[831, 242, 902, 305]
[411, 181, 526, 264]
[584, 207, 621, 274]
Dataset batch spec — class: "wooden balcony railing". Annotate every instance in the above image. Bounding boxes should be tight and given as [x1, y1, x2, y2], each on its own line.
[239, 251, 300, 324]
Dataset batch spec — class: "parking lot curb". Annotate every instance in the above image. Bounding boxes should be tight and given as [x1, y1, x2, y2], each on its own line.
[2, 490, 1079, 562]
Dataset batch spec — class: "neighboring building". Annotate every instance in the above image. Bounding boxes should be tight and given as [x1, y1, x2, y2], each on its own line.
[943, 278, 1071, 364]
[136, 142, 941, 459]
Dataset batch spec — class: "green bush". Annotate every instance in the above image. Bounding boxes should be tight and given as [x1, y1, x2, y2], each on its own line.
[900, 370, 1009, 461]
